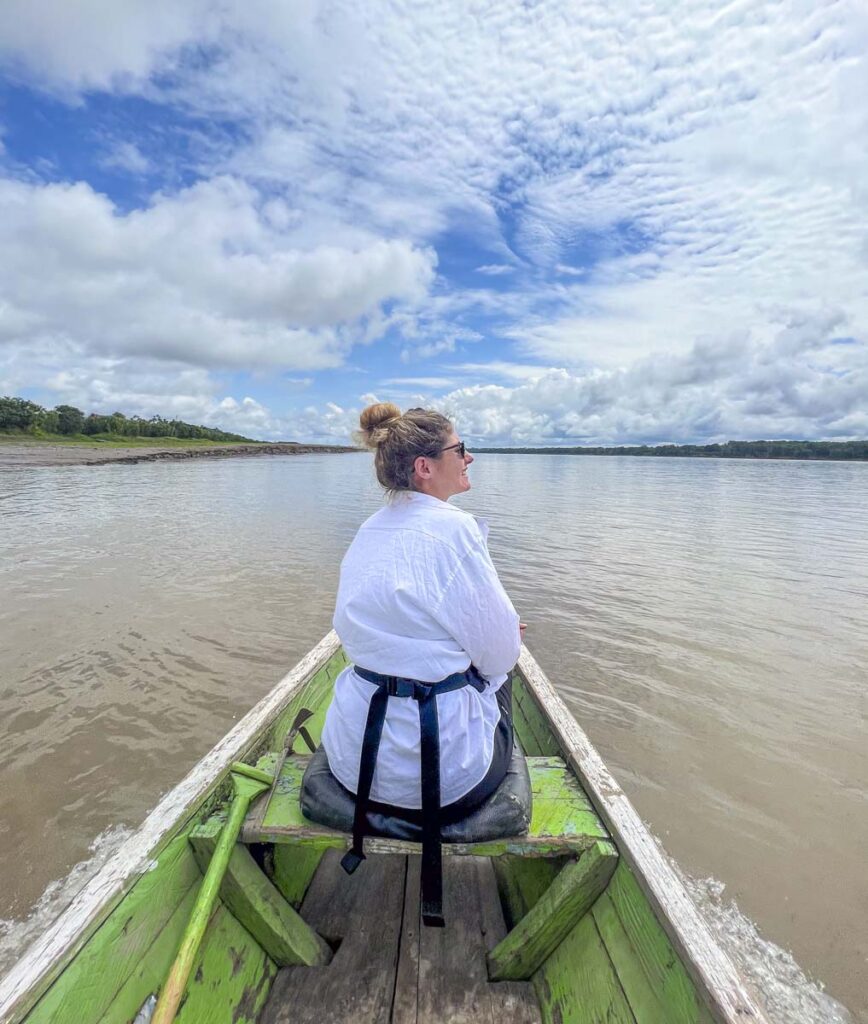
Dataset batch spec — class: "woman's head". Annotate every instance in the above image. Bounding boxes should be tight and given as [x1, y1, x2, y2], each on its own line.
[356, 402, 473, 500]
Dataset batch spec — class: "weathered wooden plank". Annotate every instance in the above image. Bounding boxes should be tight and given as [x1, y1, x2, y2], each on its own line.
[470, 858, 542, 1024]
[593, 864, 716, 1024]
[516, 646, 770, 1024]
[0, 631, 342, 1024]
[271, 846, 326, 909]
[528, 757, 603, 839]
[534, 912, 637, 1024]
[261, 852, 406, 1024]
[511, 691, 547, 758]
[26, 835, 201, 1024]
[492, 856, 567, 928]
[487, 840, 618, 981]
[265, 648, 347, 753]
[189, 830, 332, 967]
[391, 856, 422, 1024]
[96, 882, 200, 1024]
[174, 904, 276, 1024]
[512, 680, 562, 757]
[241, 755, 607, 856]
[416, 857, 496, 1024]
[392, 857, 541, 1024]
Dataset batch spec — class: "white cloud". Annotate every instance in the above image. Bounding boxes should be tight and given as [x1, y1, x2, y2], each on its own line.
[0, 1, 217, 94]
[442, 312, 868, 444]
[1, 0, 867, 444]
[397, 320, 481, 364]
[100, 141, 152, 176]
[0, 175, 436, 372]
[380, 376, 456, 389]
[450, 361, 553, 382]
[293, 312, 868, 445]
[476, 264, 515, 276]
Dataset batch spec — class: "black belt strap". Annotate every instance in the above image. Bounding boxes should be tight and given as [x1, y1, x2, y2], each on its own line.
[339, 666, 486, 927]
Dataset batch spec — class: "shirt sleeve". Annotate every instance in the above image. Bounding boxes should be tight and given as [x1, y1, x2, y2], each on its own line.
[430, 536, 521, 679]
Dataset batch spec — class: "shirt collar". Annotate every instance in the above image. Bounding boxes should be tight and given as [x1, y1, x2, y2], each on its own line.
[397, 490, 465, 513]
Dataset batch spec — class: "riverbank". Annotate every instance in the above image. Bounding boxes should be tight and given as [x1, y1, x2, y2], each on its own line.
[0, 440, 358, 468]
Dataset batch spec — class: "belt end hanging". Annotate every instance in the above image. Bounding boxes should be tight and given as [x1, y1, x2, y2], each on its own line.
[340, 848, 366, 875]
[422, 908, 446, 928]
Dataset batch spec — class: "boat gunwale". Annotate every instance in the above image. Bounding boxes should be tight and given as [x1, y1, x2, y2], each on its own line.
[516, 643, 770, 1024]
[2, 633, 771, 1024]
[0, 630, 342, 1024]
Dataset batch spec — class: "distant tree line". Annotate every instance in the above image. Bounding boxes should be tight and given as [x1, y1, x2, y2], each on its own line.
[471, 439, 868, 461]
[0, 396, 256, 443]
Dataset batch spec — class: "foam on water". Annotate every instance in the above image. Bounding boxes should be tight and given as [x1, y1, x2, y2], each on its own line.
[680, 868, 855, 1024]
[0, 825, 858, 1023]
[0, 824, 134, 978]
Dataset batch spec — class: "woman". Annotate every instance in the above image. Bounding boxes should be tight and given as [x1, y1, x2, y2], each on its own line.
[318, 402, 523, 924]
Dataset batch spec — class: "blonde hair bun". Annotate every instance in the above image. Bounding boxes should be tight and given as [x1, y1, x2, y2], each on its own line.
[356, 401, 402, 449]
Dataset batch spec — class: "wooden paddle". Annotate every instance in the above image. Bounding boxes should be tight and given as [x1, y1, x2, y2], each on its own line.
[150, 761, 273, 1024]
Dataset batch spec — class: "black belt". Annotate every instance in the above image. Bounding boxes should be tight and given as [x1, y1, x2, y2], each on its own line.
[339, 665, 487, 927]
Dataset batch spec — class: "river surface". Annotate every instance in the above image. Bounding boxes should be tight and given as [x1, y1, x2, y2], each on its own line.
[1, 453, 866, 1021]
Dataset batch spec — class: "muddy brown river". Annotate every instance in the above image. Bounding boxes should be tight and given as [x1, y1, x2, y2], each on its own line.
[1, 451, 865, 1021]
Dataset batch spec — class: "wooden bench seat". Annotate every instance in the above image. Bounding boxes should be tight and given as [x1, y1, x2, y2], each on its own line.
[189, 753, 619, 982]
[232, 753, 611, 857]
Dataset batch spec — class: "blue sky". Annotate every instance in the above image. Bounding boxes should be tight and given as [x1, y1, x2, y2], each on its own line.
[1, 0, 866, 444]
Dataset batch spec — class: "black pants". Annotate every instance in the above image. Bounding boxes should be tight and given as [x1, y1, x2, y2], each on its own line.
[363, 678, 514, 825]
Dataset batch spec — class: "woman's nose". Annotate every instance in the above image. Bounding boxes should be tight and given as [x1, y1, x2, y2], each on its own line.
[465, 452, 474, 464]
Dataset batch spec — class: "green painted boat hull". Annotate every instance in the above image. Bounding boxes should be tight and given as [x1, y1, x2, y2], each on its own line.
[0, 637, 765, 1024]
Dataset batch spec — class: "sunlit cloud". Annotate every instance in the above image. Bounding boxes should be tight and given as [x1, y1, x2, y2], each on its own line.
[0, 0, 865, 442]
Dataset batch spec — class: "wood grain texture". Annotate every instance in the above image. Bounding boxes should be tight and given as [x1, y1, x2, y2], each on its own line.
[465, 858, 542, 1024]
[492, 856, 567, 928]
[95, 883, 201, 1024]
[415, 856, 538, 1024]
[241, 754, 608, 856]
[173, 904, 276, 1024]
[261, 852, 406, 1024]
[416, 857, 496, 1024]
[487, 841, 618, 981]
[516, 645, 769, 1024]
[534, 912, 637, 1024]
[0, 631, 341, 1024]
[263, 853, 540, 1024]
[189, 835, 331, 967]
[391, 856, 422, 1024]
[592, 864, 716, 1024]
[512, 679, 562, 757]
[271, 846, 326, 909]
[25, 835, 201, 1024]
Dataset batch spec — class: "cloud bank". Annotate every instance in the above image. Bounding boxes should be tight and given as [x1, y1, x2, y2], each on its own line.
[0, 0, 865, 442]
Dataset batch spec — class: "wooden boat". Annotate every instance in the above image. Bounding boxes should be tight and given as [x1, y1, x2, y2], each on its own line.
[0, 632, 770, 1024]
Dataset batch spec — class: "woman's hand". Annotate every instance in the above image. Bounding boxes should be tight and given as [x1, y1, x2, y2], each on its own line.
[519, 622, 527, 639]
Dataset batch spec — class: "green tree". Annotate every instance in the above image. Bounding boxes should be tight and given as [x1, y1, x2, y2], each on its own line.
[0, 396, 43, 431]
[83, 414, 111, 435]
[39, 409, 60, 433]
[54, 405, 85, 435]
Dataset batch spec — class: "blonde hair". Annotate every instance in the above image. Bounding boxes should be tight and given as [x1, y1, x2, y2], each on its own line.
[355, 403, 453, 493]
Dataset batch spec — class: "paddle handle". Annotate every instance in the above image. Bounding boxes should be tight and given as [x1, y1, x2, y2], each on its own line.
[151, 769, 269, 1024]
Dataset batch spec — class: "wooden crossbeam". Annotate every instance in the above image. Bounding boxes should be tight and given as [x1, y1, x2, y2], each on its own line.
[189, 826, 332, 968]
[486, 840, 618, 981]
[236, 753, 609, 859]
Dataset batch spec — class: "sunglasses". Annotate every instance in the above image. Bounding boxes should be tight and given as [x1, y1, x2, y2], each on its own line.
[440, 441, 467, 457]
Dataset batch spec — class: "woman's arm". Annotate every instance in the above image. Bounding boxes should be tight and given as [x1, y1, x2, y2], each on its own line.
[431, 539, 521, 679]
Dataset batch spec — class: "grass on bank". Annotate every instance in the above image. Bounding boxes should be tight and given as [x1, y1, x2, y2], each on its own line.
[0, 431, 267, 448]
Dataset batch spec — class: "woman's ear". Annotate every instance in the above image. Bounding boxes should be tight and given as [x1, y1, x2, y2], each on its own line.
[413, 454, 433, 480]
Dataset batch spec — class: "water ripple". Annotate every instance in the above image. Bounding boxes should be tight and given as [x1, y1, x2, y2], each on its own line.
[1, 453, 866, 1018]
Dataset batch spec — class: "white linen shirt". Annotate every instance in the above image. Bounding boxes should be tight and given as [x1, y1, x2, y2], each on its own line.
[321, 491, 521, 808]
